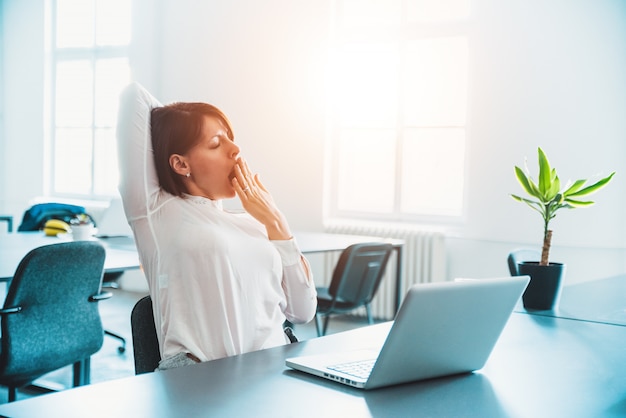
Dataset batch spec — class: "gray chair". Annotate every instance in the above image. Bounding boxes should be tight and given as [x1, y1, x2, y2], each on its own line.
[130, 295, 161, 374]
[507, 248, 541, 276]
[0, 241, 111, 402]
[315, 242, 394, 336]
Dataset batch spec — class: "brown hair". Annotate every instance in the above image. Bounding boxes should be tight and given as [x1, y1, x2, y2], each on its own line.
[150, 102, 234, 197]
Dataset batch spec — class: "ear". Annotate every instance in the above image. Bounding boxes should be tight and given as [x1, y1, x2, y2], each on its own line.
[169, 154, 189, 176]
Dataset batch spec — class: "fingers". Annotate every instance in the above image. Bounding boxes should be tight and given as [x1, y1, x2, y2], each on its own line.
[235, 157, 256, 192]
[232, 177, 248, 200]
[254, 174, 269, 193]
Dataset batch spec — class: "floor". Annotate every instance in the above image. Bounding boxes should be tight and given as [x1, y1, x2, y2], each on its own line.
[0, 286, 378, 404]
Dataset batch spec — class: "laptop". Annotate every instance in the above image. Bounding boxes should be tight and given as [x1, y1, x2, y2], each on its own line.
[94, 198, 136, 249]
[285, 275, 530, 389]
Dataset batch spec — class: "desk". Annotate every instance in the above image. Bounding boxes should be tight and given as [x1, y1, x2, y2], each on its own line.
[0, 313, 624, 417]
[516, 274, 626, 327]
[0, 232, 140, 281]
[295, 232, 405, 314]
[0, 231, 403, 310]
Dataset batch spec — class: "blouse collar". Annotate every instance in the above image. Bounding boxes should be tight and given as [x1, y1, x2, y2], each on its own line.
[184, 194, 223, 210]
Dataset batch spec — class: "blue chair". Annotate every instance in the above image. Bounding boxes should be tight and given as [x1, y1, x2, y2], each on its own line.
[17, 202, 126, 353]
[0, 241, 111, 402]
[507, 249, 541, 276]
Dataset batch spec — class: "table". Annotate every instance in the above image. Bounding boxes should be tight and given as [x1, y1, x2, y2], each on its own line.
[0, 231, 404, 312]
[516, 274, 626, 327]
[294, 232, 405, 314]
[0, 232, 140, 281]
[0, 312, 623, 417]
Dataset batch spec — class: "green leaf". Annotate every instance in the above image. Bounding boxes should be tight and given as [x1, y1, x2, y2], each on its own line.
[564, 198, 595, 207]
[562, 179, 587, 196]
[545, 174, 561, 201]
[512, 194, 546, 217]
[537, 147, 552, 197]
[566, 172, 615, 198]
[514, 166, 541, 198]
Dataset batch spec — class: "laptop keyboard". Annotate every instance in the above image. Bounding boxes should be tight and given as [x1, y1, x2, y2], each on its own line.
[328, 359, 376, 380]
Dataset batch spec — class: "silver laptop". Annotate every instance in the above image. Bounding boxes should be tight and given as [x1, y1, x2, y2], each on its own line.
[94, 198, 136, 249]
[286, 276, 530, 389]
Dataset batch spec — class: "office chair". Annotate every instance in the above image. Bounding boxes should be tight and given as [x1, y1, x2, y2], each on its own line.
[507, 249, 541, 276]
[0, 241, 111, 402]
[130, 295, 161, 374]
[17, 202, 127, 353]
[0, 215, 13, 233]
[315, 242, 394, 337]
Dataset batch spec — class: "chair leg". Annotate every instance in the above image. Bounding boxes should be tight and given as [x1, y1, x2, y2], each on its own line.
[365, 303, 374, 325]
[315, 314, 323, 337]
[8, 386, 16, 402]
[323, 315, 331, 336]
[105, 330, 127, 353]
[73, 357, 91, 387]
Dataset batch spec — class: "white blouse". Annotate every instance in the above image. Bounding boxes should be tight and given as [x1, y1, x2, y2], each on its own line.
[116, 83, 317, 362]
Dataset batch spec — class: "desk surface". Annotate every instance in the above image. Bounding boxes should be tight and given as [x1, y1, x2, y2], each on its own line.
[0, 232, 140, 281]
[0, 231, 402, 280]
[516, 274, 626, 327]
[0, 312, 624, 418]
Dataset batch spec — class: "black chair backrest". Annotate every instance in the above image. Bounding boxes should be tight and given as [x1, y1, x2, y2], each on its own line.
[131, 295, 161, 374]
[0, 241, 106, 387]
[507, 249, 541, 276]
[329, 243, 394, 306]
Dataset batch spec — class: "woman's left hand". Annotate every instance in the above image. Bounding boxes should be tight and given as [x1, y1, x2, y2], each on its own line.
[232, 158, 292, 240]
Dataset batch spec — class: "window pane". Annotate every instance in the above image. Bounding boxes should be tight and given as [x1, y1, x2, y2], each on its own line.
[56, 60, 93, 127]
[407, 0, 470, 22]
[403, 37, 468, 127]
[55, 128, 93, 194]
[332, 43, 398, 128]
[56, 0, 95, 48]
[400, 128, 465, 215]
[95, 58, 130, 127]
[94, 128, 119, 195]
[337, 129, 396, 213]
[95, 0, 132, 46]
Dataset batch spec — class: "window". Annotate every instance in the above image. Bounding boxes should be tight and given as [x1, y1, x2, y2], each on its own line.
[327, 0, 470, 221]
[48, 0, 131, 197]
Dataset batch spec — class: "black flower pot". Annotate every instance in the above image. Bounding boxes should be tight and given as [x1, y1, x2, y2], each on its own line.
[518, 261, 565, 310]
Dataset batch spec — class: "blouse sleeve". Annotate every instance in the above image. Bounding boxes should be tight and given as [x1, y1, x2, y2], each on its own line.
[272, 239, 318, 324]
[116, 82, 163, 220]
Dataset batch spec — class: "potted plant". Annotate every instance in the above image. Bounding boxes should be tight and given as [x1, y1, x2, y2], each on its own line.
[511, 147, 615, 309]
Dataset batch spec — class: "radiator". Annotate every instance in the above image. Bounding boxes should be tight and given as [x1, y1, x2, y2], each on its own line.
[323, 222, 447, 320]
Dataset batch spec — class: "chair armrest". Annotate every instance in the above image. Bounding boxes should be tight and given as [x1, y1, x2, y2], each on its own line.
[89, 292, 113, 302]
[0, 306, 22, 314]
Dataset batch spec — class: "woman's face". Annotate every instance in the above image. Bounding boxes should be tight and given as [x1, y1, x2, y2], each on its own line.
[180, 115, 240, 199]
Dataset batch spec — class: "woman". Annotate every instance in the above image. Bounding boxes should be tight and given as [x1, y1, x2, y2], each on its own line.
[117, 83, 317, 370]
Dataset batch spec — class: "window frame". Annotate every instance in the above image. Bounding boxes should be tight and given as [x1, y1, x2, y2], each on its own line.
[325, 0, 471, 225]
[46, 0, 131, 199]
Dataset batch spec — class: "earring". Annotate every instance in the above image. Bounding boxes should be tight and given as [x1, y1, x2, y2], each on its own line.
[186, 172, 191, 178]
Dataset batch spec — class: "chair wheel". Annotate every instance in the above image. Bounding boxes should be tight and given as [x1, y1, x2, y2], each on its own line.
[118, 346, 126, 354]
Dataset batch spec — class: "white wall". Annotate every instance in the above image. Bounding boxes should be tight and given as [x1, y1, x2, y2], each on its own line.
[2, 0, 626, 284]
[451, 0, 626, 283]
[1, 0, 47, 220]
